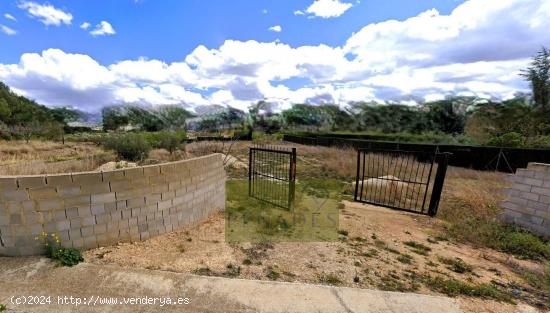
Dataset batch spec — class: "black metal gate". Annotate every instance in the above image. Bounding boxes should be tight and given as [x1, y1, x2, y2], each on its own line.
[354, 149, 451, 216]
[249, 145, 296, 209]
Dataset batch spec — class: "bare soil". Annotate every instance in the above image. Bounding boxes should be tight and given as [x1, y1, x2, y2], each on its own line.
[84, 201, 548, 312]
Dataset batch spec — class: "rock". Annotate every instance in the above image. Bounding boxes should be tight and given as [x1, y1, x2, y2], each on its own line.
[223, 154, 248, 169]
[96, 161, 138, 172]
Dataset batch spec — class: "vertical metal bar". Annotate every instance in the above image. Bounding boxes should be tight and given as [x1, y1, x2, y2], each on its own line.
[427, 153, 451, 216]
[421, 152, 436, 213]
[249, 148, 253, 196]
[413, 153, 425, 212]
[354, 149, 361, 201]
[359, 150, 367, 202]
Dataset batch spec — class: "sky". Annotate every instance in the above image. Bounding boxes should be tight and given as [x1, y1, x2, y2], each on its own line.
[0, 0, 548, 113]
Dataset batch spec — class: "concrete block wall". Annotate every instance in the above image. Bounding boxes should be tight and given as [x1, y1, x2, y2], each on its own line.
[0, 153, 225, 256]
[500, 162, 550, 239]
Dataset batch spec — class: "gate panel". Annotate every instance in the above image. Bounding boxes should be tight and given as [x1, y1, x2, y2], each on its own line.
[354, 149, 450, 216]
[249, 145, 296, 209]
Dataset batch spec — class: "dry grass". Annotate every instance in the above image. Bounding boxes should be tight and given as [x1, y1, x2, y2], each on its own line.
[0, 140, 115, 175]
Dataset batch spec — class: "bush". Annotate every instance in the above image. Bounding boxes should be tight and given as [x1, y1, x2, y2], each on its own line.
[487, 132, 525, 148]
[103, 133, 151, 161]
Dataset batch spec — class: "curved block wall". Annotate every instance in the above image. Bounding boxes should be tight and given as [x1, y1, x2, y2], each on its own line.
[0, 153, 225, 256]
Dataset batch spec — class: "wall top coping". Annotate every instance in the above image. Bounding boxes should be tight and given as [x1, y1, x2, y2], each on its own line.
[527, 162, 550, 171]
[0, 153, 222, 179]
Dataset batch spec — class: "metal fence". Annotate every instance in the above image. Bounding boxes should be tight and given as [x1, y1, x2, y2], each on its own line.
[249, 145, 297, 209]
[354, 149, 451, 216]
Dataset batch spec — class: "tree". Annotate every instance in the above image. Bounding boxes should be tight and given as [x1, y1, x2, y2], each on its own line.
[521, 47, 550, 109]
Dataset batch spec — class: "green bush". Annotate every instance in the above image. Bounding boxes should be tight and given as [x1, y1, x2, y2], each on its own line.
[103, 133, 151, 161]
[487, 132, 525, 148]
[0, 303, 6, 312]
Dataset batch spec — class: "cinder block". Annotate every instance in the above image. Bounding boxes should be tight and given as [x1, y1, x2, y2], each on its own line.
[2, 190, 29, 202]
[21, 200, 36, 212]
[81, 183, 111, 195]
[90, 204, 105, 216]
[65, 208, 79, 219]
[52, 209, 67, 221]
[143, 165, 160, 176]
[149, 175, 166, 185]
[520, 192, 539, 202]
[28, 187, 57, 200]
[116, 200, 127, 210]
[56, 220, 70, 231]
[46, 174, 73, 186]
[9, 214, 22, 224]
[71, 238, 84, 249]
[83, 236, 98, 249]
[0, 177, 18, 189]
[540, 195, 550, 204]
[527, 163, 550, 171]
[101, 169, 125, 182]
[124, 167, 144, 179]
[94, 224, 107, 235]
[95, 213, 111, 224]
[17, 176, 46, 189]
[104, 202, 117, 212]
[524, 177, 544, 187]
[151, 184, 169, 194]
[36, 199, 63, 211]
[111, 210, 122, 221]
[145, 194, 161, 204]
[57, 186, 81, 198]
[64, 195, 91, 207]
[81, 216, 96, 226]
[109, 180, 133, 192]
[121, 209, 132, 220]
[72, 172, 102, 185]
[81, 226, 94, 237]
[91, 193, 116, 204]
[158, 199, 172, 211]
[127, 197, 146, 208]
[161, 190, 176, 201]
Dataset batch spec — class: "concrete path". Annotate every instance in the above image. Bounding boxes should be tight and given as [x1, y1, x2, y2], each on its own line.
[0, 257, 462, 313]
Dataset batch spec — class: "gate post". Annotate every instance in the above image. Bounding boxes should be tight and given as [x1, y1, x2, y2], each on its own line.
[427, 152, 452, 217]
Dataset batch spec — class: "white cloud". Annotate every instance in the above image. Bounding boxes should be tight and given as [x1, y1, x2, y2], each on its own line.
[262, 9, 268, 14]
[303, 0, 353, 18]
[268, 25, 282, 32]
[0, 24, 17, 35]
[4, 14, 17, 22]
[294, 10, 305, 16]
[89, 21, 115, 36]
[17, 1, 72, 26]
[80, 22, 90, 30]
[1, 0, 548, 112]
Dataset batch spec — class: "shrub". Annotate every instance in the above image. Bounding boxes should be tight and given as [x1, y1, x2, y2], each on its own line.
[0, 303, 6, 312]
[103, 133, 151, 161]
[35, 232, 83, 267]
[487, 132, 525, 148]
[156, 131, 186, 154]
[424, 276, 511, 302]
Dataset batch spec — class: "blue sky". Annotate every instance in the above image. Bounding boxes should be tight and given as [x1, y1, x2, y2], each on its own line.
[0, 0, 462, 64]
[0, 0, 547, 112]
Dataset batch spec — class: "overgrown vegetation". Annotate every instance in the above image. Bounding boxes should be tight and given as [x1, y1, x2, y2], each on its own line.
[35, 232, 83, 267]
[103, 133, 152, 161]
[423, 276, 512, 302]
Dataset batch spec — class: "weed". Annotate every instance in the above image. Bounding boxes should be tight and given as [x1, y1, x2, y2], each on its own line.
[318, 273, 343, 286]
[338, 230, 349, 236]
[35, 232, 83, 267]
[353, 275, 360, 283]
[0, 304, 5, 312]
[397, 254, 414, 264]
[177, 244, 185, 253]
[438, 257, 473, 273]
[424, 276, 512, 303]
[192, 267, 213, 276]
[266, 268, 280, 280]
[354, 261, 362, 267]
[224, 264, 241, 277]
[363, 249, 378, 258]
[242, 259, 252, 265]
[404, 241, 432, 256]
[426, 260, 438, 267]
[371, 233, 377, 240]
[378, 273, 417, 292]
[186, 238, 192, 242]
[384, 247, 401, 254]
[374, 239, 386, 248]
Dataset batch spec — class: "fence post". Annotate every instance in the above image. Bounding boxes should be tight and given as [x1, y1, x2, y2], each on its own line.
[427, 152, 451, 217]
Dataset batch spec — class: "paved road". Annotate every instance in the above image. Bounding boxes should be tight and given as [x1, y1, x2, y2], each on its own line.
[0, 257, 462, 313]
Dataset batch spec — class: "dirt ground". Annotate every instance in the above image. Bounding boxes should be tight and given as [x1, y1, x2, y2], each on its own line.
[84, 201, 548, 312]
